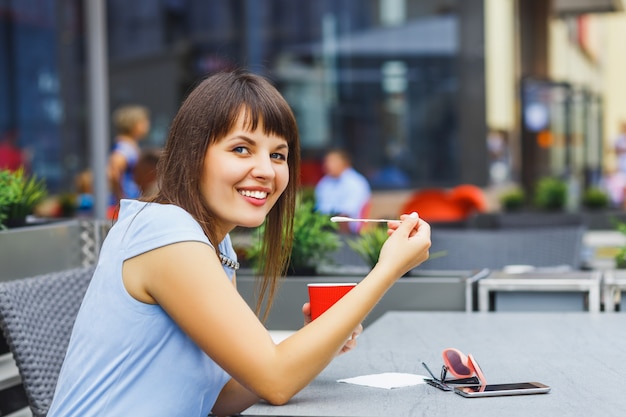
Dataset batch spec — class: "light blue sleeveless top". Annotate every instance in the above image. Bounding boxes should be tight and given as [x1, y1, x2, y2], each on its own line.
[48, 200, 235, 416]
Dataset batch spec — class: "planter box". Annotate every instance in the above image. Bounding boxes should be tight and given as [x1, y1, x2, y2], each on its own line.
[471, 212, 584, 228]
[0, 220, 83, 282]
[422, 225, 586, 270]
[473, 210, 626, 231]
[236, 269, 487, 330]
[0, 219, 109, 282]
[581, 210, 626, 230]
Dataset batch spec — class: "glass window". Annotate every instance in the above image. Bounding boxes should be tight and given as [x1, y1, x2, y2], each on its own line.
[1, 0, 462, 194]
[106, 0, 461, 189]
[0, 0, 85, 193]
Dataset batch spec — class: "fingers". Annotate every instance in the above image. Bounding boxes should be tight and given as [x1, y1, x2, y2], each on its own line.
[386, 212, 420, 236]
[413, 216, 431, 239]
[340, 337, 358, 354]
[338, 323, 363, 355]
[302, 302, 312, 326]
[379, 212, 431, 274]
[390, 212, 420, 237]
[353, 323, 363, 338]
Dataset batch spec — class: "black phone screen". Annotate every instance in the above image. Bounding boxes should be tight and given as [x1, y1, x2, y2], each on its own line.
[455, 382, 551, 398]
[467, 382, 542, 392]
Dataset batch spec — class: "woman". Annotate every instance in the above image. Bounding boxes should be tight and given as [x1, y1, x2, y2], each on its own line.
[48, 70, 431, 416]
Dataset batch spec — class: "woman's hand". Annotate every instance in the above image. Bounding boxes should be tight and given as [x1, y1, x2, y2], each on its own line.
[338, 323, 362, 354]
[302, 302, 362, 355]
[302, 302, 312, 326]
[378, 212, 431, 278]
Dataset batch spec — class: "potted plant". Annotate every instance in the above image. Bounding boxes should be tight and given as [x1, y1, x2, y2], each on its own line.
[346, 225, 389, 269]
[533, 176, 567, 211]
[581, 187, 609, 210]
[246, 196, 343, 276]
[347, 224, 446, 271]
[0, 168, 47, 228]
[581, 187, 626, 230]
[499, 187, 526, 212]
[0, 172, 11, 228]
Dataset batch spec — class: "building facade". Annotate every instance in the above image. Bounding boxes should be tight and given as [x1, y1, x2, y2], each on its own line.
[1, 0, 623, 202]
[1, 0, 487, 197]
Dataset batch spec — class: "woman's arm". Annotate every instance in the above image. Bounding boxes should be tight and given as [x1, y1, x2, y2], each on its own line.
[211, 378, 259, 417]
[123, 213, 429, 409]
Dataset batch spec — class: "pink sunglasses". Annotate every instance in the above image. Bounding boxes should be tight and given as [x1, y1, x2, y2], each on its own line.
[422, 347, 487, 391]
[442, 347, 487, 386]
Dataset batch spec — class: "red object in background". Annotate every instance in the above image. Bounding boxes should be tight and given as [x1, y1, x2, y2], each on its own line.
[400, 185, 487, 224]
[107, 204, 120, 221]
[0, 131, 25, 171]
[299, 159, 324, 187]
[449, 184, 488, 213]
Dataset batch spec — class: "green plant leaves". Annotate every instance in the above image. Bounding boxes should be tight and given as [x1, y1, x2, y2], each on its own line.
[499, 187, 526, 212]
[347, 225, 447, 270]
[246, 196, 342, 273]
[346, 225, 388, 268]
[533, 177, 567, 211]
[581, 186, 609, 210]
[0, 168, 47, 228]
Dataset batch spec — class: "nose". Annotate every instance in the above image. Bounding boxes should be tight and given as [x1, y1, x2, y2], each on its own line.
[251, 154, 276, 180]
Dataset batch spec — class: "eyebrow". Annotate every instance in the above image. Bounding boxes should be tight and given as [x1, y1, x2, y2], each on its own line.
[275, 142, 289, 151]
[230, 134, 289, 151]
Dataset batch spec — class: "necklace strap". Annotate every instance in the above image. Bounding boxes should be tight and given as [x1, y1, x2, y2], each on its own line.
[219, 253, 240, 270]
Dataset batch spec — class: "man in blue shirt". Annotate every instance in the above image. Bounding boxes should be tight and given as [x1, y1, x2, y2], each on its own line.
[315, 149, 371, 233]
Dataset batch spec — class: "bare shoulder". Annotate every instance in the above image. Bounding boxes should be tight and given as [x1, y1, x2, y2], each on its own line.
[123, 240, 222, 304]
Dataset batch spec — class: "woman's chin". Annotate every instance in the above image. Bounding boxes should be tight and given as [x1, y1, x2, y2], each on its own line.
[237, 217, 266, 229]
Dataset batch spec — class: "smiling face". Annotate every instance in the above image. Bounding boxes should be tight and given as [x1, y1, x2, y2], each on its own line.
[200, 110, 290, 236]
[156, 71, 300, 266]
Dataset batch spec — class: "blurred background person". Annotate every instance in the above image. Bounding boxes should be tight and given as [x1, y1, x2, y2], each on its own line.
[314, 148, 371, 233]
[487, 129, 511, 185]
[614, 120, 626, 176]
[133, 148, 161, 199]
[107, 104, 151, 218]
[600, 162, 626, 209]
[75, 169, 94, 217]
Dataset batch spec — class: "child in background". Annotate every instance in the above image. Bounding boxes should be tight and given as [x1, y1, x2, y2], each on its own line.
[75, 169, 94, 216]
[106, 104, 151, 213]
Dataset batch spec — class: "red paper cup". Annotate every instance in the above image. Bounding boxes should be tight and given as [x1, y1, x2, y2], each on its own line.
[308, 283, 357, 320]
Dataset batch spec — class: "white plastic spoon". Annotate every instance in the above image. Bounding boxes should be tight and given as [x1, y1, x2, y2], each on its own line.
[330, 216, 401, 223]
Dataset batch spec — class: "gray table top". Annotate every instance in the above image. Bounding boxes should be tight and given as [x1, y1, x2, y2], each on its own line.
[243, 311, 626, 417]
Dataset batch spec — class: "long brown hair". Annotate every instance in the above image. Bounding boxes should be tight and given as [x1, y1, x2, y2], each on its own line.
[154, 70, 300, 320]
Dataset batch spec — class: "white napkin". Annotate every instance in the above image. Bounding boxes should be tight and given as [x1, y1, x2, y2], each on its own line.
[337, 372, 428, 389]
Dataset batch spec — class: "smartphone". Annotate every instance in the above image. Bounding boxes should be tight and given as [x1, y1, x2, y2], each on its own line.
[454, 382, 550, 398]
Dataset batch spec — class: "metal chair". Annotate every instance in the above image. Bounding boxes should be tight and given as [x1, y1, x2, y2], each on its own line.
[0, 266, 95, 417]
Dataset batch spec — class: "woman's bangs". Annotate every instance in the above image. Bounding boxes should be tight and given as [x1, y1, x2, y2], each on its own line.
[242, 99, 297, 146]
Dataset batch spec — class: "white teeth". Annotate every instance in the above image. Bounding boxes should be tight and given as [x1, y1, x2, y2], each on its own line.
[239, 190, 268, 199]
